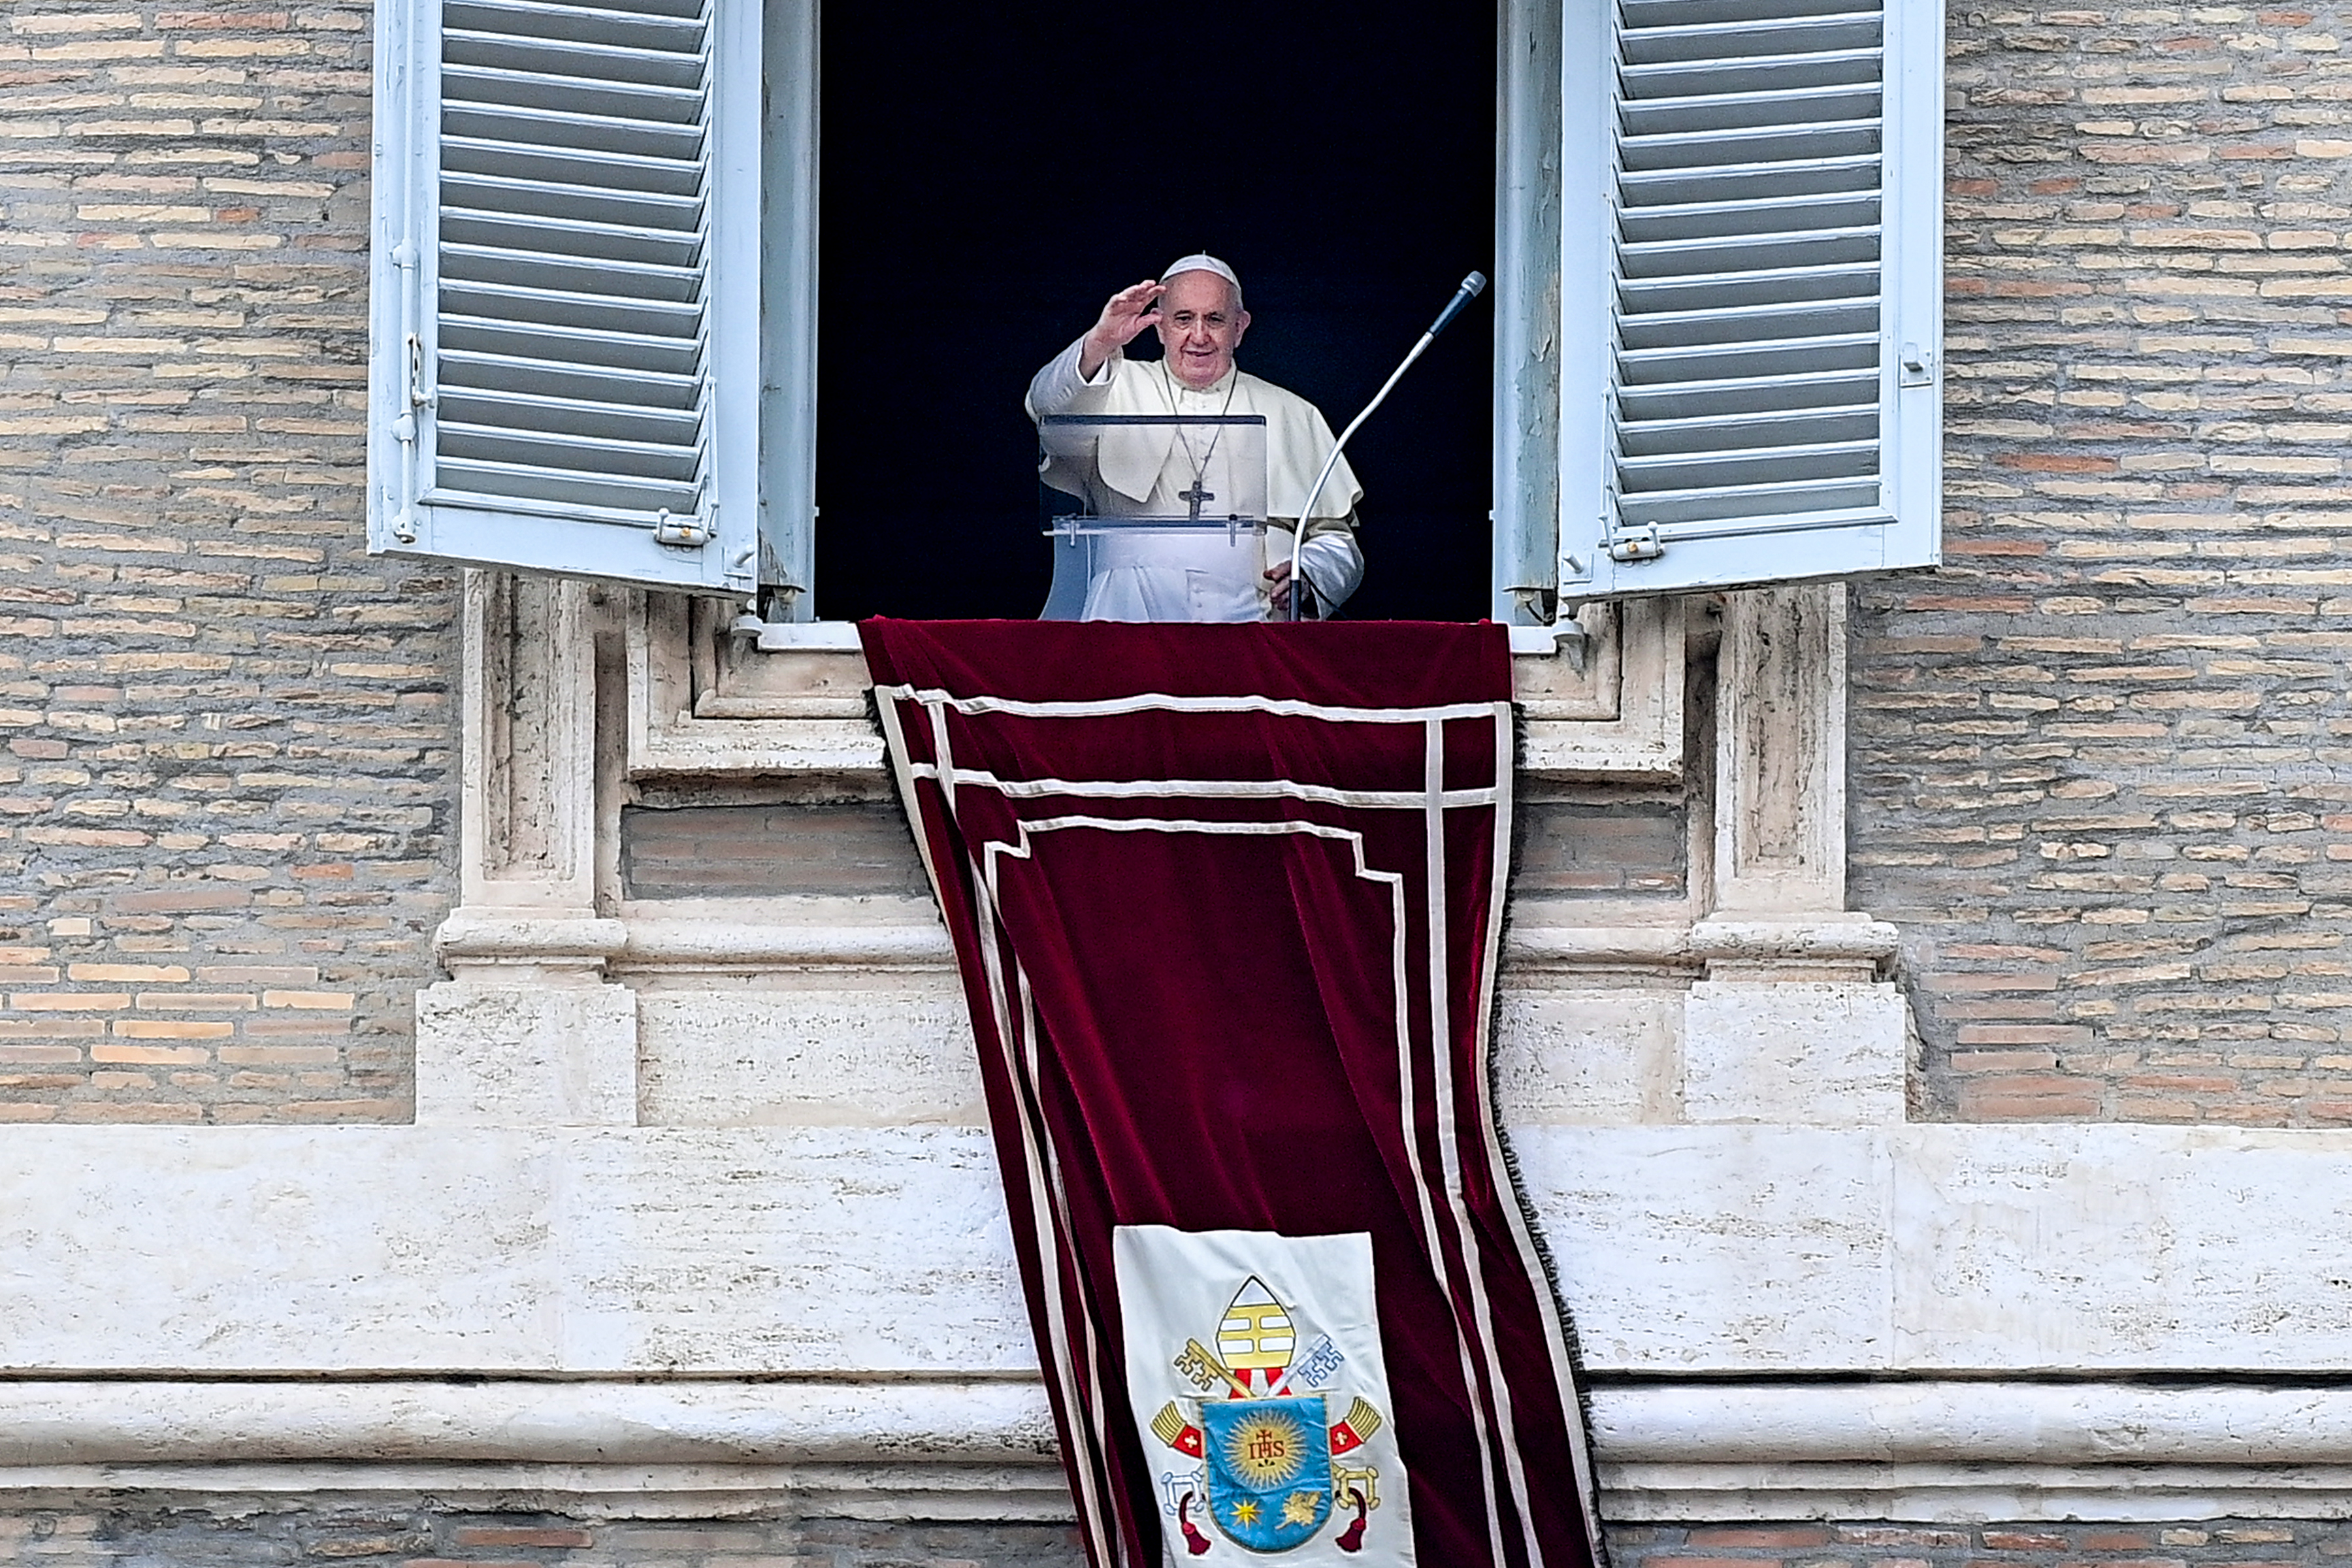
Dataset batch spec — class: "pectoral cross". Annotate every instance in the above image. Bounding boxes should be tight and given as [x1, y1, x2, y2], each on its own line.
[1179, 482, 1213, 521]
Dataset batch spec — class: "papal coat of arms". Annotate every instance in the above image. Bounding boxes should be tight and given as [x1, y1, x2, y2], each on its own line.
[1143, 1273, 1392, 1558]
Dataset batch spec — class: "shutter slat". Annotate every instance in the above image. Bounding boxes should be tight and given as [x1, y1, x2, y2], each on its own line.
[441, 62, 702, 122]
[1607, 0, 1888, 532]
[446, 0, 704, 51]
[431, 457, 703, 515]
[1620, 191, 1880, 243]
[1619, 405, 1878, 454]
[443, 30, 707, 92]
[440, 281, 702, 340]
[1618, 331, 1880, 386]
[442, 103, 704, 158]
[438, 385, 703, 440]
[438, 209, 701, 269]
[441, 169, 702, 228]
[442, 242, 700, 302]
[1618, 299, 1880, 350]
[1622, 15, 1883, 65]
[1622, 0, 1863, 24]
[1619, 224, 1882, 276]
[1622, 84, 1881, 133]
[1620, 120, 1880, 168]
[438, 314, 703, 376]
[1621, 47, 1881, 98]
[436, 420, 702, 478]
[1618, 476, 1884, 529]
[1620, 260, 1880, 311]
[438, 348, 698, 408]
[442, 135, 702, 195]
[1618, 368, 1880, 419]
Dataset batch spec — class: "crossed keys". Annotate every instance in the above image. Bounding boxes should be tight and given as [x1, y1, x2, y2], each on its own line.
[1173, 1337, 1250, 1397]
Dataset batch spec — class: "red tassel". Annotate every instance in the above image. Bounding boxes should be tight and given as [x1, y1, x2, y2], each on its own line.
[1177, 1491, 1212, 1556]
[1334, 1485, 1369, 1553]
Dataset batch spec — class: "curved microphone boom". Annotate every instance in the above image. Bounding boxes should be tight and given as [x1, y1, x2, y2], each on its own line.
[1285, 271, 1488, 620]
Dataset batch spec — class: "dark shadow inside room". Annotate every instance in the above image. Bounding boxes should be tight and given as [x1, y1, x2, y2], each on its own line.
[815, 2, 1499, 623]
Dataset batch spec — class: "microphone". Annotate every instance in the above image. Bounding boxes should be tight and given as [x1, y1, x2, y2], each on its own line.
[1284, 270, 1492, 619]
[1428, 271, 1487, 339]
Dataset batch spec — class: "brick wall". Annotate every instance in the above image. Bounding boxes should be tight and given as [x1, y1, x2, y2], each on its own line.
[621, 802, 933, 900]
[0, 1507, 1090, 1567]
[1852, 3, 2352, 1122]
[0, 1, 454, 1123]
[8, 1510, 2349, 1568]
[1614, 1521, 2350, 1568]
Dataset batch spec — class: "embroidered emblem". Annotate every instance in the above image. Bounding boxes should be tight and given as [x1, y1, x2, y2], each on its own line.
[1145, 1273, 1390, 1556]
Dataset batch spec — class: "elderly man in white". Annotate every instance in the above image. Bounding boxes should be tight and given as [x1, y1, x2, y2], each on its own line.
[1026, 254, 1367, 622]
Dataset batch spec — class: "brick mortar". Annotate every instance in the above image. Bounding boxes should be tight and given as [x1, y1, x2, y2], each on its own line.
[0, 0, 454, 1124]
[1854, 3, 2352, 1124]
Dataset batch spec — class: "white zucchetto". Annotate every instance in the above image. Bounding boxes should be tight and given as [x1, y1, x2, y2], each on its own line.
[1160, 253, 1243, 307]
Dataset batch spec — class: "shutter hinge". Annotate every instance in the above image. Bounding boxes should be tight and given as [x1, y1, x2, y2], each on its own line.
[404, 331, 431, 409]
[1901, 342, 1937, 388]
[654, 508, 711, 548]
[1607, 524, 1663, 563]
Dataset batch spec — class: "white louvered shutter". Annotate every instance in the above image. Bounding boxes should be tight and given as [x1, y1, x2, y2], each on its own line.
[369, 0, 762, 593]
[1561, 0, 1942, 599]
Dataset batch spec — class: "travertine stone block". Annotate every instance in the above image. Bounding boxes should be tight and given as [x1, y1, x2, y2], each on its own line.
[1494, 988, 1683, 1125]
[1684, 981, 1910, 1126]
[414, 981, 637, 1127]
[636, 983, 985, 1127]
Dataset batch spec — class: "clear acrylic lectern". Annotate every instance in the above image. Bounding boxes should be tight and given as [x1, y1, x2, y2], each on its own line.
[1037, 413, 1270, 622]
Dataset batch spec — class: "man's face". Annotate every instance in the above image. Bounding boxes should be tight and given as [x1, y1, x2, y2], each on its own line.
[1156, 270, 1250, 389]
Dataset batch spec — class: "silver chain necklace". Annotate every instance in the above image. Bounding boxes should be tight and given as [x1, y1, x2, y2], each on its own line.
[1160, 359, 1239, 521]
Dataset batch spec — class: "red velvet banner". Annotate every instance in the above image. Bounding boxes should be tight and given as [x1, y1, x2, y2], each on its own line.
[862, 619, 1601, 1568]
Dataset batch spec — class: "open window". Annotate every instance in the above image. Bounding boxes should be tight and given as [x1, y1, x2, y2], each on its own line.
[367, 0, 1942, 614]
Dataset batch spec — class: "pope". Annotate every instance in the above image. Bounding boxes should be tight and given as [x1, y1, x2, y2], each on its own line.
[1026, 254, 1366, 622]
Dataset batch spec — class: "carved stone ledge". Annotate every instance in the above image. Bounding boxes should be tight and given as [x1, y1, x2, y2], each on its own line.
[434, 908, 629, 979]
[632, 594, 1693, 784]
[1501, 923, 1701, 978]
[617, 912, 956, 973]
[1517, 598, 1686, 780]
[15, 1379, 2352, 1525]
[1689, 916, 1897, 983]
[1501, 917, 1895, 983]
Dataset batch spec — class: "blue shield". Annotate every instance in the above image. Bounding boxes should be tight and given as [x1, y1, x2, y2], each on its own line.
[1200, 1397, 1332, 1552]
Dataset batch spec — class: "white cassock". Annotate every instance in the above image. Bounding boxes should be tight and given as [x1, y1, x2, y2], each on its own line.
[1026, 337, 1367, 623]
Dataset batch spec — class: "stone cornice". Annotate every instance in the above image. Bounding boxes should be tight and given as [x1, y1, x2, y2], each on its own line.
[16, 1380, 2352, 1522]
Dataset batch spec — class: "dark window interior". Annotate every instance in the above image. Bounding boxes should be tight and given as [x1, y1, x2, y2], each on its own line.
[817, 3, 1498, 622]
